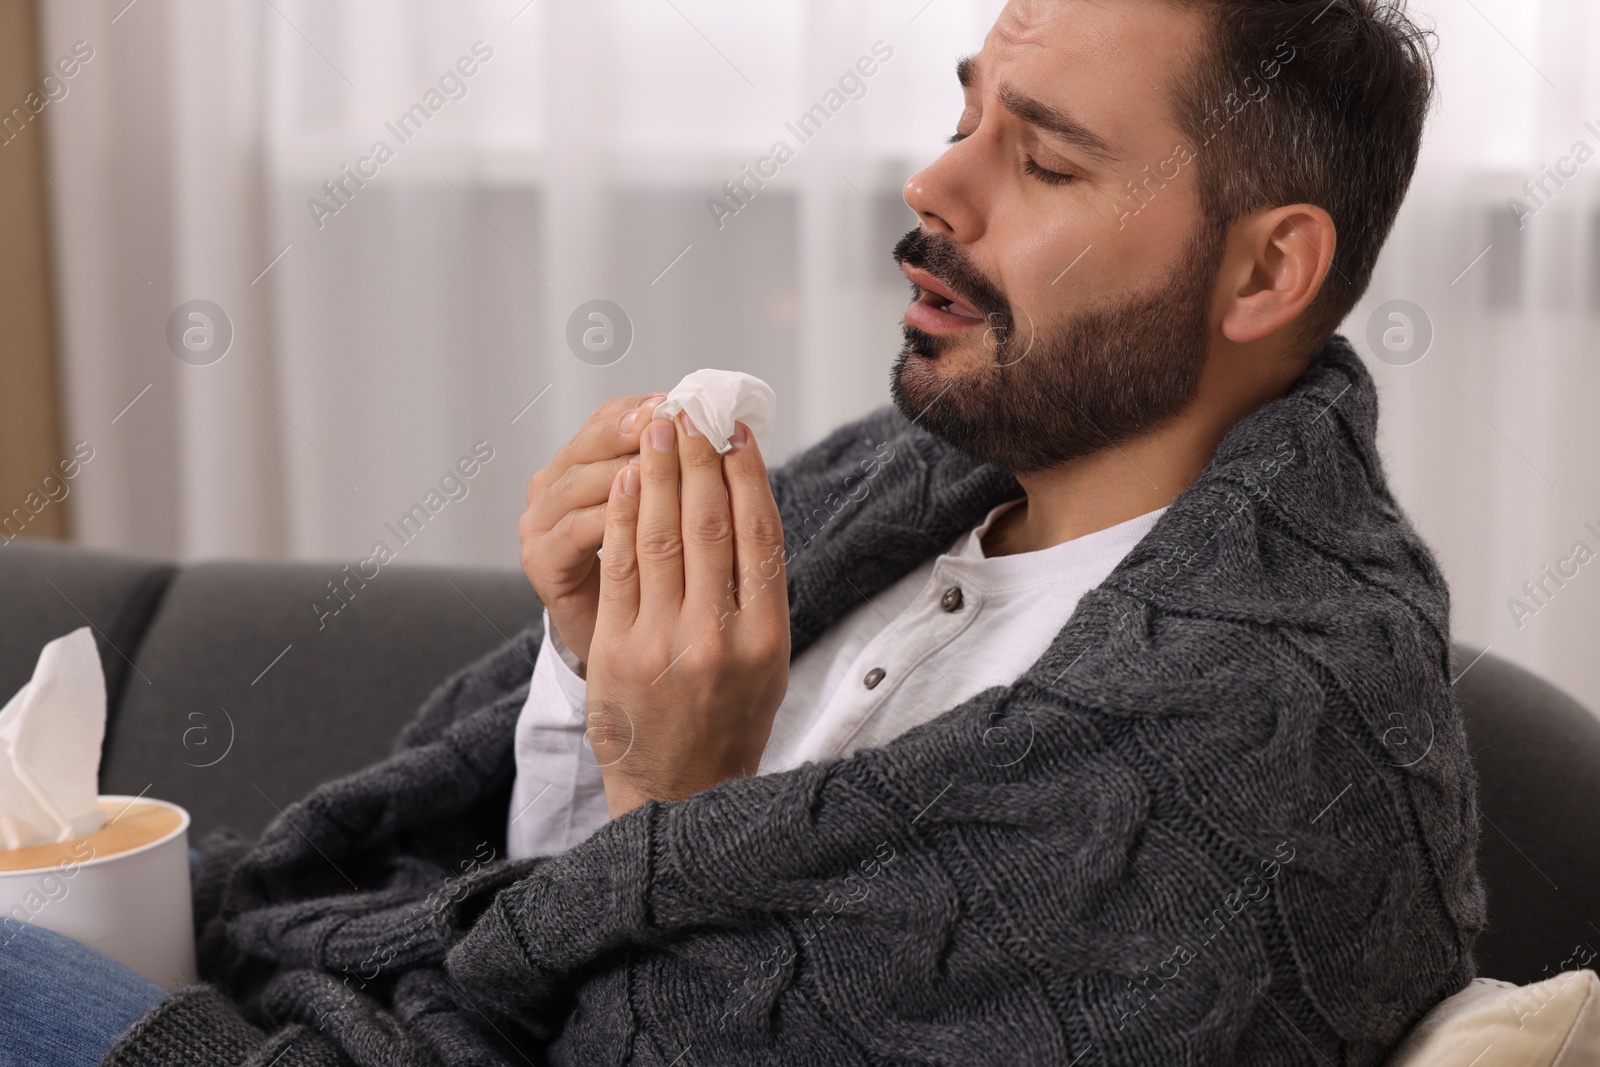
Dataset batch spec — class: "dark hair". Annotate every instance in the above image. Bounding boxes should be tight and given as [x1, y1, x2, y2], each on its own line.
[1167, 0, 1436, 353]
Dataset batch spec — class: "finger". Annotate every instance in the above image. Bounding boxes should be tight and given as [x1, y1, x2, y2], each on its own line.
[531, 456, 633, 533]
[520, 500, 608, 586]
[552, 393, 665, 474]
[724, 423, 787, 625]
[675, 412, 736, 616]
[636, 416, 685, 613]
[527, 394, 657, 507]
[543, 502, 609, 571]
[597, 463, 642, 625]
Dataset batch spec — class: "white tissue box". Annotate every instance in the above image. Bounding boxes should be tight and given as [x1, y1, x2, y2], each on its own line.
[0, 794, 196, 990]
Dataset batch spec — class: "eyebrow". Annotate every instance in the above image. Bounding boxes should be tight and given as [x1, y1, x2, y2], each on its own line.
[955, 55, 1119, 165]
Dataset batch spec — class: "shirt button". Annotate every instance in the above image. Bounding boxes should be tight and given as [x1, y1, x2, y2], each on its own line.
[862, 667, 886, 690]
[940, 585, 964, 612]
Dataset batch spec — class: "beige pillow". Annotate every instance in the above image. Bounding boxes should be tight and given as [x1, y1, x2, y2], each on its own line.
[1386, 969, 1600, 1066]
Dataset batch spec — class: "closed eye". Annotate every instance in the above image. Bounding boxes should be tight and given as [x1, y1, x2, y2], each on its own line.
[1023, 158, 1076, 186]
[946, 132, 1077, 186]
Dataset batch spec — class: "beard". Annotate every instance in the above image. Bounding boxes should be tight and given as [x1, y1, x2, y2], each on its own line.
[890, 224, 1224, 474]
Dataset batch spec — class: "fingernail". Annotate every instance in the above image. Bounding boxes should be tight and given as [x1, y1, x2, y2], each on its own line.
[647, 418, 675, 452]
[678, 412, 702, 438]
[621, 466, 640, 497]
[628, 455, 640, 466]
[730, 424, 750, 450]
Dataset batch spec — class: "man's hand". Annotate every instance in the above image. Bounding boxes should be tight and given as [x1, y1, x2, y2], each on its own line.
[586, 413, 790, 816]
[519, 393, 665, 671]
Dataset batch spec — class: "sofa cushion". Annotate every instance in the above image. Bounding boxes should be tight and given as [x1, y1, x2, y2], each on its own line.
[98, 559, 540, 840]
[1386, 969, 1600, 1066]
[0, 541, 174, 757]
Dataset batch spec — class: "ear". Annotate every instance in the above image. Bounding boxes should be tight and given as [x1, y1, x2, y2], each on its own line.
[1217, 204, 1336, 345]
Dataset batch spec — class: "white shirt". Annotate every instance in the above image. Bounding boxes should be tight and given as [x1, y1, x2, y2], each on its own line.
[505, 500, 1166, 859]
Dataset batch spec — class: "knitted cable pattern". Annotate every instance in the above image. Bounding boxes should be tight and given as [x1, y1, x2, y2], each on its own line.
[103, 336, 1484, 1067]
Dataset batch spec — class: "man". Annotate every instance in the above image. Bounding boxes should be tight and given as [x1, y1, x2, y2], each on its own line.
[77, 0, 1481, 1064]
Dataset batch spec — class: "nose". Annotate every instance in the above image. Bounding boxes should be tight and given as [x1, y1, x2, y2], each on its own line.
[904, 142, 985, 244]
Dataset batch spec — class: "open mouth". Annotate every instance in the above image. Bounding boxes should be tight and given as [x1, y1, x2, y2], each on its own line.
[901, 264, 988, 334]
[920, 290, 984, 319]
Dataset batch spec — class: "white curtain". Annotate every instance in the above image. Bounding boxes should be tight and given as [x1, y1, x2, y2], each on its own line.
[40, 0, 1600, 714]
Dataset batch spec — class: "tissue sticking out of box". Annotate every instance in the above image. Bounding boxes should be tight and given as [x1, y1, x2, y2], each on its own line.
[0, 627, 109, 849]
[652, 369, 777, 455]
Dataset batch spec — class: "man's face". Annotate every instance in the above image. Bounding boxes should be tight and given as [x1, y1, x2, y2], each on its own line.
[892, 0, 1224, 474]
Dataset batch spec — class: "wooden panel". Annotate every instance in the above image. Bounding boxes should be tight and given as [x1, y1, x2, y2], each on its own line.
[0, 0, 68, 543]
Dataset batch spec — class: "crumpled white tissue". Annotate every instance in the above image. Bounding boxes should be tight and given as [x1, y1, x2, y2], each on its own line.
[652, 369, 777, 455]
[0, 626, 108, 849]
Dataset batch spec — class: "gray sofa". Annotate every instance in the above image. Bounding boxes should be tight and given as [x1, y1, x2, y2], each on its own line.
[3, 540, 1598, 987]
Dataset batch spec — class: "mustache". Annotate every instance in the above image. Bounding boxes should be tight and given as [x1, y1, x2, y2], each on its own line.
[891, 228, 1012, 325]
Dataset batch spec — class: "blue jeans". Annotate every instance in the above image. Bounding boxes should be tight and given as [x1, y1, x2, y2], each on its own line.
[0, 919, 168, 1066]
[0, 848, 193, 1065]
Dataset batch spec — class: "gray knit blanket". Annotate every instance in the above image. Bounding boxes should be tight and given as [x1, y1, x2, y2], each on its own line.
[104, 336, 1485, 1067]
